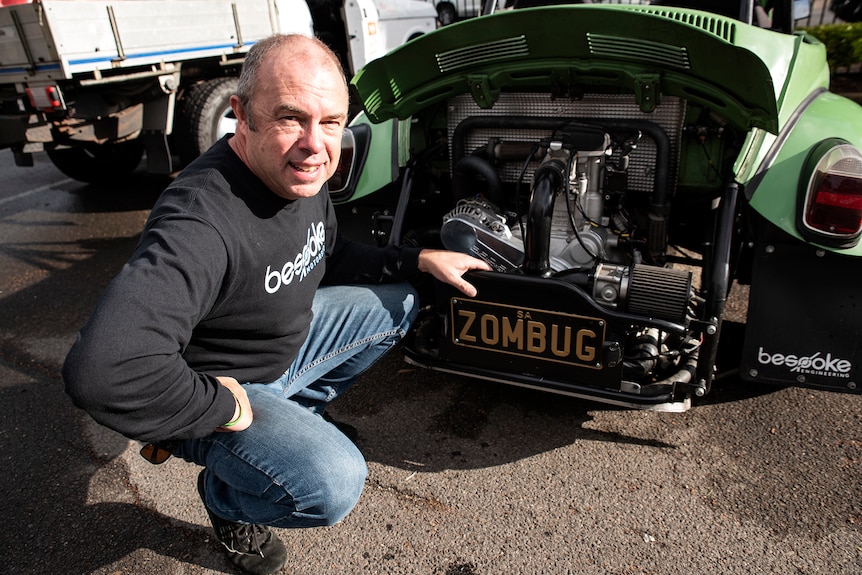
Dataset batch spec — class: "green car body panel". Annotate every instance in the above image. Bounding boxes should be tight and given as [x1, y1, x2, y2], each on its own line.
[348, 5, 860, 252]
[334, 3, 862, 409]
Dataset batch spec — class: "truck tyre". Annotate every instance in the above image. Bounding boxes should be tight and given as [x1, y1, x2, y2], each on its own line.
[45, 140, 144, 184]
[437, 2, 457, 25]
[174, 77, 239, 167]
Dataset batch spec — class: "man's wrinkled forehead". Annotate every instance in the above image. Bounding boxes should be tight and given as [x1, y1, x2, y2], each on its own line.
[259, 43, 348, 99]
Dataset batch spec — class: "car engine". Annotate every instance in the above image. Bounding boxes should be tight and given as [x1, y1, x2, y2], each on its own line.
[437, 92, 694, 325]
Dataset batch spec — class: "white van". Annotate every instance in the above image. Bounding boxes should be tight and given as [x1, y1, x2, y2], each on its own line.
[311, 0, 437, 76]
[376, 0, 439, 48]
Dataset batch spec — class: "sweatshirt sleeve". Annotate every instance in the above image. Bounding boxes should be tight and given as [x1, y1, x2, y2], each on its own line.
[62, 215, 237, 443]
[321, 231, 422, 285]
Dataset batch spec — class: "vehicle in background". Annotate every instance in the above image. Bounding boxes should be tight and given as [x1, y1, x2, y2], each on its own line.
[375, 0, 438, 47]
[0, 0, 436, 183]
[428, 0, 483, 25]
[829, 0, 862, 22]
[310, 0, 436, 78]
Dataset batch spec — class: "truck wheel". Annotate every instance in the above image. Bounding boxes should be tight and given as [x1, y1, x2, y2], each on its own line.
[437, 3, 457, 25]
[174, 77, 239, 166]
[46, 140, 144, 184]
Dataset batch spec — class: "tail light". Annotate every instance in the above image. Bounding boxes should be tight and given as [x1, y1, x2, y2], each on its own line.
[25, 85, 66, 112]
[798, 140, 862, 248]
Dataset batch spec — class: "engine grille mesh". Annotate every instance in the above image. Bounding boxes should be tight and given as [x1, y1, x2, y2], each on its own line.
[446, 92, 686, 195]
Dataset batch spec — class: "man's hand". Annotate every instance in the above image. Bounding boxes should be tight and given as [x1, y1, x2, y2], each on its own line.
[417, 249, 491, 297]
[215, 376, 253, 432]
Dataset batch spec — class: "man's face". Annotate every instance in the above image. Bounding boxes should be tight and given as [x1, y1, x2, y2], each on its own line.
[230, 45, 349, 201]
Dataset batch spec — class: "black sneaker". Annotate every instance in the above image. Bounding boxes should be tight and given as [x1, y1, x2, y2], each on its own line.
[197, 470, 288, 575]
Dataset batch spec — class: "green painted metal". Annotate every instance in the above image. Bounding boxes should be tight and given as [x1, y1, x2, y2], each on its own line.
[345, 3, 862, 257]
[348, 112, 400, 201]
[351, 5, 828, 134]
[748, 91, 862, 256]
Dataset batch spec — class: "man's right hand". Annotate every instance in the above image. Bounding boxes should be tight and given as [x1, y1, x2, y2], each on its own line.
[215, 376, 253, 432]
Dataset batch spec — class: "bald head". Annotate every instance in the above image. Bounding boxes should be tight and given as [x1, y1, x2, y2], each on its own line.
[227, 33, 351, 200]
[236, 34, 348, 131]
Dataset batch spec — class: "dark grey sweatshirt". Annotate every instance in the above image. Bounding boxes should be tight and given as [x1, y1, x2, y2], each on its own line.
[63, 137, 419, 442]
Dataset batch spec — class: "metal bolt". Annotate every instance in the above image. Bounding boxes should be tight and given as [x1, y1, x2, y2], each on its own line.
[749, 369, 758, 378]
[764, 245, 775, 254]
[848, 382, 857, 390]
[796, 375, 806, 383]
[704, 317, 718, 335]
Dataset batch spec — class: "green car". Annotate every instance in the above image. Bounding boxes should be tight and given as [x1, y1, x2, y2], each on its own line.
[331, 0, 862, 411]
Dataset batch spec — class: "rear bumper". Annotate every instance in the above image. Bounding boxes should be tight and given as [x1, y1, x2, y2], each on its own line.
[404, 271, 694, 411]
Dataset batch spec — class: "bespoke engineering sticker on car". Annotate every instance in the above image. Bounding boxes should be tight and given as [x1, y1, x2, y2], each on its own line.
[755, 346, 853, 380]
[450, 298, 606, 370]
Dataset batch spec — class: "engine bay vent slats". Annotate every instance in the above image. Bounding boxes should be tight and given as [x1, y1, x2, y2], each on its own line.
[436, 35, 529, 73]
[628, 7, 736, 43]
[587, 34, 690, 70]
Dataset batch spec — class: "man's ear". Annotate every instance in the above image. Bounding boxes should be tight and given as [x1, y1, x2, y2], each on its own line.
[230, 95, 246, 123]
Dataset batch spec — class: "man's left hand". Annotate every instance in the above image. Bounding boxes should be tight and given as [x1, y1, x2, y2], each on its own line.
[417, 249, 491, 297]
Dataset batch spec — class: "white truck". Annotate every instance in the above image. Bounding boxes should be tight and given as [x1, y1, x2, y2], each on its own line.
[427, 0, 482, 26]
[0, 0, 435, 183]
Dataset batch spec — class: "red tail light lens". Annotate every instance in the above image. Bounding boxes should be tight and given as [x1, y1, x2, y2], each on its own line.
[800, 142, 862, 247]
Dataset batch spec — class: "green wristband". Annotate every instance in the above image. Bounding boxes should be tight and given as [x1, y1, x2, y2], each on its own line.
[223, 391, 242, 427]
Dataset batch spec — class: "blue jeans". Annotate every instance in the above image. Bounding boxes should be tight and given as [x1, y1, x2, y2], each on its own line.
[174, 283, 418, 528]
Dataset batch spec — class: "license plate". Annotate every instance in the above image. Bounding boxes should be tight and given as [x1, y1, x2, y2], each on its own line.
[450, 298, 606, 369]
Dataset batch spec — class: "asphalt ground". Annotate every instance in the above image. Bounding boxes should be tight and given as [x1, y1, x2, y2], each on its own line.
[1, 80, 861, 574]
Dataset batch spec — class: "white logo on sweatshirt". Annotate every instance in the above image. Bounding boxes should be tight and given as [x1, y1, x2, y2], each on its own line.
[264, 221, 325, 293]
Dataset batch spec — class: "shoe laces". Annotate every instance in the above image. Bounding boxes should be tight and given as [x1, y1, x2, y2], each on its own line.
[218, 522, 272, 557]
